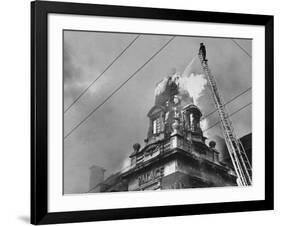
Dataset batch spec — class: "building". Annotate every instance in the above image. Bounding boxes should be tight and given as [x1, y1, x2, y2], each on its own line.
[89, 74, 245, 193]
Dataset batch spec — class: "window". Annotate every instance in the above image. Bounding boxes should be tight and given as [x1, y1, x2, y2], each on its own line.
[152, 117, 162, 134]
[165, 112, 169, 122]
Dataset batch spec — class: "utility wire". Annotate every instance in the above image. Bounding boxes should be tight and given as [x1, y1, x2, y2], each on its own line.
[231, 39, 252, 58]
[201, 87, 251, 121]
[203, 102, 252, 132]
[64, 36, 176, 139]
[64, 35, 141, 114]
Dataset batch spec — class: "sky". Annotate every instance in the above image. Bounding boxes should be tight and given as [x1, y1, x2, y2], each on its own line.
[63, 30, 252, 194]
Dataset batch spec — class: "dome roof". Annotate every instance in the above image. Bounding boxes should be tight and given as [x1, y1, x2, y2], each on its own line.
[182, 104, 202, 117]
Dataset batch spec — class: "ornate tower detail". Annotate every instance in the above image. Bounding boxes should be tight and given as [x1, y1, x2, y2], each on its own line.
[181, 104, 204, 142]
[122, 71, 237, 191]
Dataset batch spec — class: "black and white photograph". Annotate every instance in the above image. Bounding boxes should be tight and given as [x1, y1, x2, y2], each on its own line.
[28, 1, 274, 224]
[63, 31, 252, 194]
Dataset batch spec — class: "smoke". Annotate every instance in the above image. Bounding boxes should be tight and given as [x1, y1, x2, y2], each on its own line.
[177, 73, 207, 105]
[200, 117, 210, 138]
[155, 54, 207, 106]
[118, 157, 132, 174]
[155, 71, 207, 105]
[154, 77, 169, 96]
[200, 118, 208, 131]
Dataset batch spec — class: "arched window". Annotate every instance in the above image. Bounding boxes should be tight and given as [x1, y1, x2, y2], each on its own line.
[152, 117, 162, 134]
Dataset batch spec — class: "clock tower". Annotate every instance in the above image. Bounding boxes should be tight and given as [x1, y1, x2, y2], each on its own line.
[122, 73, 237, 191]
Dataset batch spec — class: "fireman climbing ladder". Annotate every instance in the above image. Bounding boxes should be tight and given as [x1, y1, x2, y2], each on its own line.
[198, 48, 252, 186]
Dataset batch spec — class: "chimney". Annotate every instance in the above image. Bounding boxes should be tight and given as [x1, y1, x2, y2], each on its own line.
[89, 165, 105, 192]
[130, 143, 141, 166]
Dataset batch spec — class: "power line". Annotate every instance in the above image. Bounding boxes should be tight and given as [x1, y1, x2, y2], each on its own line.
[201, 87, 251, 121]
[231, 39, 252, 58]
[64, 36, 176, 139]
[203, 102, 252, 132]
[64, 35, 141, 114]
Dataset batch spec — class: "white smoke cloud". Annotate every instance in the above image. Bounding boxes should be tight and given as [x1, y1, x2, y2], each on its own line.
[200, 118, 208, 131]
[154, 77, 169, 96]
[177, 73, 207, 105]
[154, 54, 207, 106]
[200, 117, 211, 138]
[154, 71, 207, 105]
[119, 157, 132, 173]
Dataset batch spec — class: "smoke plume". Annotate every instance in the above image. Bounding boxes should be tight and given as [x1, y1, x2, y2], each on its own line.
[155, 71, 207, 106]
[177, 73, 207, 105]
[154, 77, 169, 97]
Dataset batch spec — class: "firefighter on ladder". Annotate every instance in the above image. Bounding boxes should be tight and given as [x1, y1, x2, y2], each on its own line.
[199, 43, 207, 61]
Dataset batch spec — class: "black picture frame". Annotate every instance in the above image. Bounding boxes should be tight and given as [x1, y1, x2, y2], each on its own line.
[31, 1, 274, 224]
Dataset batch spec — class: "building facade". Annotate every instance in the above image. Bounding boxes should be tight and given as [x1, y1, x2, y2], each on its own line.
[89, 75, 239, 193]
